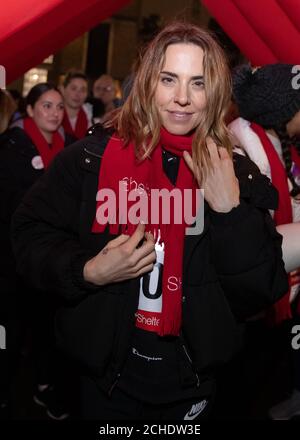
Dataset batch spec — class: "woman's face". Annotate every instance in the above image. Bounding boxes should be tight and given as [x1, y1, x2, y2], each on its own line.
[27, 90, 64, 134]
[63, 78, 88, 110]
[154, 43, 207, 135]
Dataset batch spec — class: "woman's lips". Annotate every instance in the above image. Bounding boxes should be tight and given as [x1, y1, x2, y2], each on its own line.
[167, 110, 194, 122]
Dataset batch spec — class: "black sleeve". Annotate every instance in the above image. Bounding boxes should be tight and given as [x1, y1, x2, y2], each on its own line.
[209, 154, 289, 320]
[0, 136, 41, 278]
[0, 149, 25, 278]
[11, 137, 103, 302]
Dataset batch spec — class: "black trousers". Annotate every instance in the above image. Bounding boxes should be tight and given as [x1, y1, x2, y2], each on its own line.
[80, 376, 214, 420]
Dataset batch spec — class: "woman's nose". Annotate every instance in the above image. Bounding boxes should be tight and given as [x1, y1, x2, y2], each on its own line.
[174, 84, 190, 106]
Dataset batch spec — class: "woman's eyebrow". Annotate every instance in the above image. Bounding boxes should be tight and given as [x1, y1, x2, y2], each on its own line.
[160, 71, 204, 80]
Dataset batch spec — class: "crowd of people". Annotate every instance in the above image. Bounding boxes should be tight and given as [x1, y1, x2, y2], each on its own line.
[0, 72, 121, 420]
[0, 20, 300, 421]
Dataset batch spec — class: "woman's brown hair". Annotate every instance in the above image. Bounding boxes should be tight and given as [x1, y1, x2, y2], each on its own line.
[107, 21, 232, 181]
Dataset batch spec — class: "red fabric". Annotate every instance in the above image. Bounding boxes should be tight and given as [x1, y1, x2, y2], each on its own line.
[278, 0, 300, 32]
[250, 122, 300, 323]
[62, 108, 88, 140]
[232, 0, 300, 63]
[92, 128, 198, 336]
[202, 0, 300, 65]
[250, 123, 293, 226]
[202, 0, 277, 65]
[0, 0, 131, 84]
[23, 117, 64, 168]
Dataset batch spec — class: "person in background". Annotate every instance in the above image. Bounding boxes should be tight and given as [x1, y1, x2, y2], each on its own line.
[61, 71, 91, 140]
[0, 89, 16, 134]
[0, 88, 17, 418]
[11, 23, 288, 420]
[229, 64, 300, 419]
[8, 89, 26, 122]
[85, 97, 106, 125]
[0, 82, 74, 420]
[93, 74, 121, 120]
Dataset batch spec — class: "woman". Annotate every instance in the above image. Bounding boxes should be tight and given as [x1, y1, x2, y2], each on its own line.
[0, 82, 73, 420]
[1, 82, 73, 204]
[12, 23, 288, 420]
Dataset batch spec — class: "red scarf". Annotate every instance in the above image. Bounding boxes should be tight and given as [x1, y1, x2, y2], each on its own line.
[23, 117, 64, 169]
[251, 122, 300, 323]
[62, 108, 88, 139]
[92, 128, 198, 336]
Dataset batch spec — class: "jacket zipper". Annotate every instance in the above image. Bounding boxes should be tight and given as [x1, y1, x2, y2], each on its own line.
[108, 373, 121, 396]
[182, 343, 200, 388]
[83, 147, 103, 158]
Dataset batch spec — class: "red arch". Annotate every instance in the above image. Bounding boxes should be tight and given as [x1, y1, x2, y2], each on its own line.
[203, 0, 300, 64]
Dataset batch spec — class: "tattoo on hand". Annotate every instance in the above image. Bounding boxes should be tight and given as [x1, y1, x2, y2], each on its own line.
[102, 248, 109, 255]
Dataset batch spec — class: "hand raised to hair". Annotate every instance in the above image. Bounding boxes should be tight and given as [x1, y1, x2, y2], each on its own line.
[83, 223, 156, 285]
[183, 138, 240, 213]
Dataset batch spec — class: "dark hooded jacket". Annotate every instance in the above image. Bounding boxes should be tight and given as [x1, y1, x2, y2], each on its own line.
[11, 124, 288, 392]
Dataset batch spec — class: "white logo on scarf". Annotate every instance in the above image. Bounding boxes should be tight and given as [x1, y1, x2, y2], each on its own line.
[167, 276, 182, 291]
[121, 176, 150, 195]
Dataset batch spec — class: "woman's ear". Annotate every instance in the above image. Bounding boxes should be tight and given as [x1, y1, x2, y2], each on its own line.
[26, 104, 34, 118]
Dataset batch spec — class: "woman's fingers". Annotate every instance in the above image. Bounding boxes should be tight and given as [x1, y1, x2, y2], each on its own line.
[121, 222, 146, 254]
[124, 232, 155, 268]
[183, 151, 194, 174]
[130, 250, 157, 274]
[206, 137, 220, 163]
[105, 233, 130, 250]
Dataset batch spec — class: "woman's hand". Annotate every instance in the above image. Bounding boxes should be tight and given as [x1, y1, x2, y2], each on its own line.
[83, 223, 156, 286]
[183, 138, 240, 213]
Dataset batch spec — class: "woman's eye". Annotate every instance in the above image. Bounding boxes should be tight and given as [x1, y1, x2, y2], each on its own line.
[161, 76, 174, 85]
[193, 80, 204, 88]
[43, 103, 51, 109]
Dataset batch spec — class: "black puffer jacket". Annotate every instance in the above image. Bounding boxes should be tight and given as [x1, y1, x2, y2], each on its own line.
[11, 125, 288, 392]
[0, 126, 75, 296]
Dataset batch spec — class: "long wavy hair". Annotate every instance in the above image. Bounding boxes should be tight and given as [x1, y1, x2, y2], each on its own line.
[107, 21, 232, 180]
